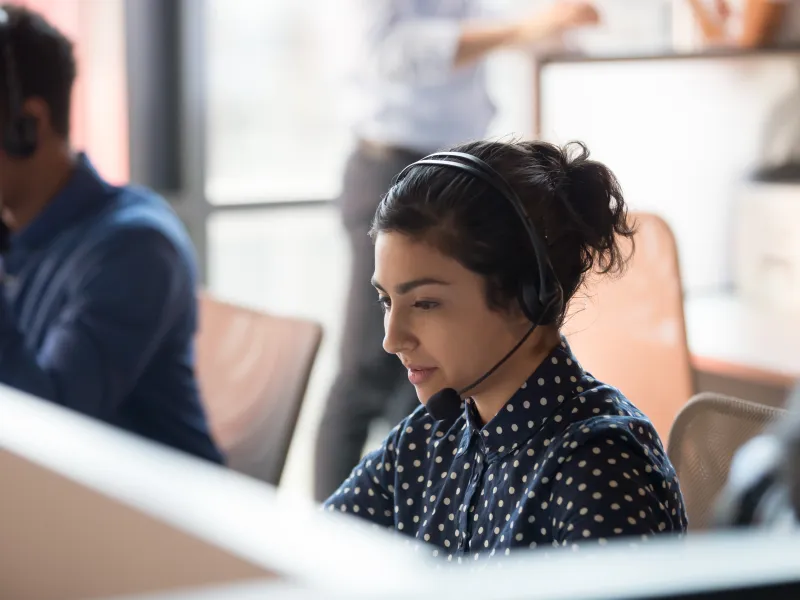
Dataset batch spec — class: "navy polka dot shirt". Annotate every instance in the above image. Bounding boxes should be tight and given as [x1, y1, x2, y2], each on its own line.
[324, 339, 688, 560]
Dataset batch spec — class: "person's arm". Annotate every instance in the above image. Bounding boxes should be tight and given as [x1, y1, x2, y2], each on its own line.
[547, 426, 687, 547]
[686, 0, 729, 44]
[372, 1, 599, 83]
[323, 426, 401, 527]
[455, 2, 600, 68]
[0, 224, 192, 418]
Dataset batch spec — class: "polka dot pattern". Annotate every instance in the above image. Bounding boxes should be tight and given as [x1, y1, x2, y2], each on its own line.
[324, 338, 688, 560]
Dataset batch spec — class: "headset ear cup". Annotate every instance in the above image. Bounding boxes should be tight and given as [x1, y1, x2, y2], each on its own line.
[519, 281, 543, 324]
[520, 278, 564, 326]
[4, 115, 38, 158]
[540, 284, 564, 325]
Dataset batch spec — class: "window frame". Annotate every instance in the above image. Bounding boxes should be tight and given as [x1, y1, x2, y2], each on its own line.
[124, 0, 335, 282]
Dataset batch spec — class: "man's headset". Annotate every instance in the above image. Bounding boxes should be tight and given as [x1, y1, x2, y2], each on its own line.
[0, 7, 38, 158]
[391, 151, 564, 421]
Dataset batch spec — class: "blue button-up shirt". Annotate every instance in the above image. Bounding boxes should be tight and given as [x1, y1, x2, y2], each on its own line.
[0, 154, 223, 463]
[341, 0, 498, 153]
[325, 339, 687, 559]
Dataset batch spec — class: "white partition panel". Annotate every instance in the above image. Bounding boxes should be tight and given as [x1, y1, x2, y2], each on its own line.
[539, 53, 800, 293]
[0, 385, 425, 600]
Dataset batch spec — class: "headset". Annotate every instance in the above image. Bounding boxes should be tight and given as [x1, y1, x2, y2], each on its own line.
[0, 7, 37, 158]
[392, 151, 564, 420]
[394, 151, 563, 327]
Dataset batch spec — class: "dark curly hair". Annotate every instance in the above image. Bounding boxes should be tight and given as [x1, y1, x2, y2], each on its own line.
[370, 139, 636, 327]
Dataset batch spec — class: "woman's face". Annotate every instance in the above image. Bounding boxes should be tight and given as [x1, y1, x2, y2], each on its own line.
[373, 232, 528, 404]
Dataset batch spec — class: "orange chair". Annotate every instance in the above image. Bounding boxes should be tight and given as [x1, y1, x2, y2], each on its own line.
[195, 292, 323, 486]
[563, 213, 694, 440]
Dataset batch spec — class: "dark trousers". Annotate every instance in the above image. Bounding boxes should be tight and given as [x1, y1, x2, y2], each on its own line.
[314, 143, 426, 501]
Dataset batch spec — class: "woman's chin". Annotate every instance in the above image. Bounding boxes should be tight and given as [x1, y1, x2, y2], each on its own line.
[415, 387, 431, 405]
[414, 383, 440, 405]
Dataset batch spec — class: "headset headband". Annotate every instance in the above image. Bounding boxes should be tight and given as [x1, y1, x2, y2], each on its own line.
[0, 9, 20, 118]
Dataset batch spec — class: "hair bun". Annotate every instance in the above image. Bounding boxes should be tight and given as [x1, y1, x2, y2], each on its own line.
[522, 140, 634, 276]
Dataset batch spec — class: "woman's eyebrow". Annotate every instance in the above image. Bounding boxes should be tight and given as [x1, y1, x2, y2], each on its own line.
[371, 276, 450, 295]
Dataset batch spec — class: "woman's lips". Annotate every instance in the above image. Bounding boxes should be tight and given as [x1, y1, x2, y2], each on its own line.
[407, 367, 437, 385]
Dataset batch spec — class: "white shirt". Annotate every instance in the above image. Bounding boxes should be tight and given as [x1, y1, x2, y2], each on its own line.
[341, 0, 502, 153]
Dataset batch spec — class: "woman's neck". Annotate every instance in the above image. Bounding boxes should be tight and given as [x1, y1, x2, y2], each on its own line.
[470, 327, 561, 425]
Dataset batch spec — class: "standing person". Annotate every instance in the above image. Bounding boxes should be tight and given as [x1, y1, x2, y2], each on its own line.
[315, 0, 600, 501]
[0, 4, 222, 463]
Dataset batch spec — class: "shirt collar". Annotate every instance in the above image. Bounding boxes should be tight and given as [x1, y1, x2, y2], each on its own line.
[11, 153, 113, 253]
[457, 337, 587, 462]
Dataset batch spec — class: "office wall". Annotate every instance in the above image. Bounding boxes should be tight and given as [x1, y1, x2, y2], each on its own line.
[539, 53, 800, 294]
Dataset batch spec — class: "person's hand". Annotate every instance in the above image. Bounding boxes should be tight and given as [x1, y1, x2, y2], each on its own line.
[514, 1, 601, 45]
[545, 1, 601, 31]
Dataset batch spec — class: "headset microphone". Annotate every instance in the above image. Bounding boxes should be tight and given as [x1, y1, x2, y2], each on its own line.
[424, 388, 463, 422]
[425, 324, 538, 421]
[391, 150, 564, 422]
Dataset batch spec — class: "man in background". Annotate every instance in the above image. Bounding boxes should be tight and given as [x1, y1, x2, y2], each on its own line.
[0, 4, 222, 463]
[315, 0, 599, 500]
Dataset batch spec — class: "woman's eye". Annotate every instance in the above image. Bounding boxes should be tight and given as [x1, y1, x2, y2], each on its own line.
[414, 301, 439, 311]
[377, 296, 391, 312]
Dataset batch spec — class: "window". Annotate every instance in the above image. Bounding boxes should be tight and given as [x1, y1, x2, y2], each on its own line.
[203, 0, 351, 204]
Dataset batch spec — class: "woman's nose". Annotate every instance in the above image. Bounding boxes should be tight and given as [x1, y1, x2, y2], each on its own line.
[382, 309, 414, 355]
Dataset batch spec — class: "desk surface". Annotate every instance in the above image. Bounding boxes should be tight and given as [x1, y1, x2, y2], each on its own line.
[686, 293, 800, 387]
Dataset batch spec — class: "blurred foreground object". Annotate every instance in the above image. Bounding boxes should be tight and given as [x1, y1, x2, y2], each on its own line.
[715, 382, 800, 529]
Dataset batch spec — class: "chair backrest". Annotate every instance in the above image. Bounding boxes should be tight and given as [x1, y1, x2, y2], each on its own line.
[668, 392, 787, 531]
[195, 292, 323, 486]
[563, 212, 693, 440]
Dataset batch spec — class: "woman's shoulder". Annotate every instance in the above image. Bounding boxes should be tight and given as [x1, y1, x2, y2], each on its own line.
[564, 378, 654, 428]
[544, 383, 685, 525]
[552, 381, 671, 470]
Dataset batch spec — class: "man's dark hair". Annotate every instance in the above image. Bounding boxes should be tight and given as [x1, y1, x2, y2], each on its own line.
[0, 3, 76, 137]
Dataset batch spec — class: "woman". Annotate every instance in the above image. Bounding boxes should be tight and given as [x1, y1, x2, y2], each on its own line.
[324, 139, 687, 559]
